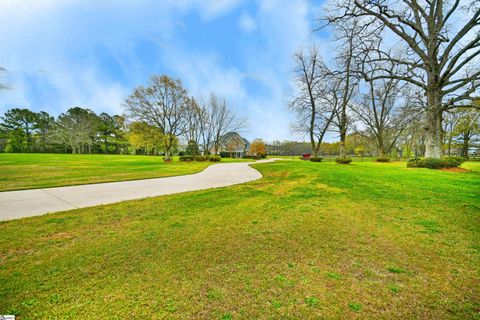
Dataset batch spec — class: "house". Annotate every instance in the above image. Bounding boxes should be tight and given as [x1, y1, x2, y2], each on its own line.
[214, 132, 250, 158]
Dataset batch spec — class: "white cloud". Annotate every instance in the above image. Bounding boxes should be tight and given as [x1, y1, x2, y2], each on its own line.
[239, 13, 257, 32]
[0, 0, 321, 141]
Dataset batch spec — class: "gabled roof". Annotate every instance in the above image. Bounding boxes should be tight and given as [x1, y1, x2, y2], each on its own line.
[219, 132, 249, 145]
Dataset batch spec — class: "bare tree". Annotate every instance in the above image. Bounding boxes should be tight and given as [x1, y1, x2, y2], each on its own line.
[331, 17, 365, 157]
[196, 96, 215, 155]
[124, 75, 189, 160]
[183, 97, 203, 157]
[351, 71, 422, 156]
[324, 0, 480, 158]
[56, 107, 99, 154]
[208, 94, 246, 155]
[290, 46, 338, 157]
[443, 110, 462, 155]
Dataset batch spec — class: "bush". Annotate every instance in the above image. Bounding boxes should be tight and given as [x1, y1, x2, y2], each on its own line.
[423, 158, 452, 169]
[219, 151, 227, 158]
[310, 156, 323, 162]
[376, 157, 390, 162]
[443, 156, 465, 167]
[407, 157, 424, 168]
[259, 153, 267, 159]
[179, 155, 194, 162]
[407, 156, 463, 169]
[209, 155, 221, 162]
[335, 157, 352, 164]
[194, 155, 207, 161]
[178, 151, 185, 156]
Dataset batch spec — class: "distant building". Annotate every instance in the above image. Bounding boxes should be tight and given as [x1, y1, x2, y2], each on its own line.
[214, 132, 250, 157]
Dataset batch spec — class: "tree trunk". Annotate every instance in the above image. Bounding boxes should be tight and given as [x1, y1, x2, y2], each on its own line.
[462, 137, 469, 158]
[339, 126, 347, 157]
[424, 92, 443, 159]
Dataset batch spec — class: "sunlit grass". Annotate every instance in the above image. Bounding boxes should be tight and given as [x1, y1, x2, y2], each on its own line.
[0, 160, 478, 318]
[0, 153, 248, 191]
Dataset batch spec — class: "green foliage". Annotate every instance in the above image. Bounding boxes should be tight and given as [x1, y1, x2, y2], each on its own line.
[326, 272, 342, 280]
[304, 297, 319, 307]
[194, 155, 207, 161]
[179, 155, 194, 162]
[0, 108, 38, 152]
[442, 156, 465, 167]
[387, 267, 406, 274]
[310, 156, 323, 162]
[185, 140, 199, 156]
[209, 155, 221, 162]
[348, 302, 362, 312]
[376, 157, 390, 162]
[408, 157, 463, 169]
[406, 157, 424, 167]
[335, 157, 352, 164]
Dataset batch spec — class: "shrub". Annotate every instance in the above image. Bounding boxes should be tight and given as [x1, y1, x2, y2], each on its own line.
[209, 155, 221, 162]
[335, 157, 352, 164]
[178, 151, 185, 156]
[194, 155, 207, 161]
[407, 156, 463, 169]
[443, 156, 465, 167]
[179, 155, 194, 162]
[407, 157, 424, 167]
[219, 151, 227, 158]
[259, 153, 267, 159]
[425, 157, 461, 169]
[376, 157, 390, 162]
[310, 156, 323, 162]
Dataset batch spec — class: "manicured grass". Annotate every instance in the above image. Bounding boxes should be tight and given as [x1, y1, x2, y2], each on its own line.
[0, 153, 248, 191]
[0, 161, 479, 318]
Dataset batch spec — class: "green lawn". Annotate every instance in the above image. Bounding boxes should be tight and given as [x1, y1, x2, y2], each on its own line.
[0, 153, 247, 192]
[0, 161, 479, 319]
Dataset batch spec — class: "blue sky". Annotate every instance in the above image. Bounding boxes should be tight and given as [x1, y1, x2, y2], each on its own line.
[0, 0, 329, 141]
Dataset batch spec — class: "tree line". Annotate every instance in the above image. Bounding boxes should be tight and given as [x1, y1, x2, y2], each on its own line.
[291, 0, 480, 159]
[0, 75, 244, 158]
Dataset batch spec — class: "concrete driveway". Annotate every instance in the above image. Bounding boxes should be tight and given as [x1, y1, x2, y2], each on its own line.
[0, 159, 277, 221]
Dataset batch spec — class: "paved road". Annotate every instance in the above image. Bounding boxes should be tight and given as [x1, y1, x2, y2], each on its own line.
[0, 159, 277, 221]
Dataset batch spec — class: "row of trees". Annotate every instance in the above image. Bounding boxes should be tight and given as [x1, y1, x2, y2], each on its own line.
[291, 0, 480, 159]
[0, 75, 245, 158]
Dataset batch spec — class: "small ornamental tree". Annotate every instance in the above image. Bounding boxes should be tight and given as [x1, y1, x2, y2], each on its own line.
[250, 139, 266, 157]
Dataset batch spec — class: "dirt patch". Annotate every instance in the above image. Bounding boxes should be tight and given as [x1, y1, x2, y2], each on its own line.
[441, 167, 469, 173]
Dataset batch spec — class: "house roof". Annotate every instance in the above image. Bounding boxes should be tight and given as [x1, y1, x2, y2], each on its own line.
[219, 132, 250, 151]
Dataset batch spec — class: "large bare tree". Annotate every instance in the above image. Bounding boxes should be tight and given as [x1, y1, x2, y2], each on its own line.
[290, 46, 339, 157]
[331, 17, 365, 157]
[324, 0, 480, 158]
[124, 75, 189, 160]
[351, 68, 422, 156]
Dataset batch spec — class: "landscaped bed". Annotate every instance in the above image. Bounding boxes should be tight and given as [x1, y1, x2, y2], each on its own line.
[0, 160, 479, 318]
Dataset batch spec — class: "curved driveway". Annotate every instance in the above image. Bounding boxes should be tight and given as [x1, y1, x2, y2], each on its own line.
[0, 159, 277, 221]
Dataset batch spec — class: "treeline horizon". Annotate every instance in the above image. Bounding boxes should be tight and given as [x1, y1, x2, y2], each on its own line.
[0, 74, 248, 158]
